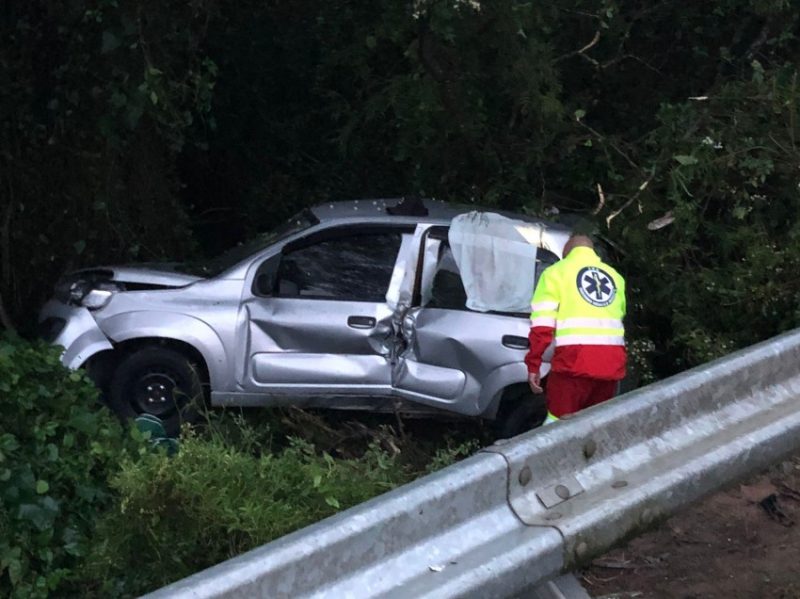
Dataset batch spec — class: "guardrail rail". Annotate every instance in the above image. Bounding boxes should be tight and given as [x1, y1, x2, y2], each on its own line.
[145, 328, 800, 598]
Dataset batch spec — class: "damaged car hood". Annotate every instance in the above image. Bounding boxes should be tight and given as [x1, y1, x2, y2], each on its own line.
[72, 265, 203, 288]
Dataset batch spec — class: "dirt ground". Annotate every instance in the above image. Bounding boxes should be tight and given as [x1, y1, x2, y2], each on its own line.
[582, 455, 800, 599]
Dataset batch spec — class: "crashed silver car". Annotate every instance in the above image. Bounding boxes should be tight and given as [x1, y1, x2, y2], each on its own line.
[39, 198, 571, 435]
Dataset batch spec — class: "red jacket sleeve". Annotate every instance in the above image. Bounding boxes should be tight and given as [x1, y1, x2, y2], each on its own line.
[525, 326, 554, 374]
[524, 266, 559, 375]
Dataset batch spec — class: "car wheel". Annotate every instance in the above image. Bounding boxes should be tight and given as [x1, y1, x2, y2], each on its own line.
[109, 346, 204, 436]
[493, 390, 546, 439]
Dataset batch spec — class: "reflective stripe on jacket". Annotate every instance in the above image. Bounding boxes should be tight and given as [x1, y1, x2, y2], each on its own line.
[525, 246, 626, 380]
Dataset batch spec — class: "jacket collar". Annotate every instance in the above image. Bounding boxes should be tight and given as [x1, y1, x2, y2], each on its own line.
[564, 246, 598, 260]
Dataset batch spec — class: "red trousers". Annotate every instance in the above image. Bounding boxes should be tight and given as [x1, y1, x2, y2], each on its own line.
[546, 372, 618, 418]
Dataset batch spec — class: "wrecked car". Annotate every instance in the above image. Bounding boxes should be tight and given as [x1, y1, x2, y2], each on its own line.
[39, 198, 571, 435]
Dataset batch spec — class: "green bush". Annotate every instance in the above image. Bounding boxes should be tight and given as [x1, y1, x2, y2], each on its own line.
[89, 421, 419, 595]
[0, 337, 131, 598]
[0, 340, 480, 597]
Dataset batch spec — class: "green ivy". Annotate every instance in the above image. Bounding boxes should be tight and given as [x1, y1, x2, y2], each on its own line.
[88, 423, 436, 595]
[0, 337, 133, 598]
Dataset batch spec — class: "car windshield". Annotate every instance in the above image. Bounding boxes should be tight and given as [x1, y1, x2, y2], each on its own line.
[184, 209, 319, 277]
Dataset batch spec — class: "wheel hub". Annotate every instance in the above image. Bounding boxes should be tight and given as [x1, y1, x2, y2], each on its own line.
[133, 371, 181, 417]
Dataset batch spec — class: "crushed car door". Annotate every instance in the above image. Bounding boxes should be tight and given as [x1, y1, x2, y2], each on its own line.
[392, 226, 560, 416]
[239, 226, 413, 400]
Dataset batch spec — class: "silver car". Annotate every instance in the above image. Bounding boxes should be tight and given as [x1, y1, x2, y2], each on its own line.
[39, 198, 570, 435]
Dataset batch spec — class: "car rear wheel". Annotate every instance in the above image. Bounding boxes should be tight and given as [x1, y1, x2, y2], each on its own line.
[493, 387, 546, 439]
[109, 346, 204, 436]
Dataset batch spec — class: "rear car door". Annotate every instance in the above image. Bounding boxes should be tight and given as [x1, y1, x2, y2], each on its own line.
[239, 226, 411, 401]
[392, 226, 559, 416]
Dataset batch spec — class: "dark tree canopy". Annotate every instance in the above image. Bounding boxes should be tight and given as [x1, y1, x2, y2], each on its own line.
[2, 0, 799, 372]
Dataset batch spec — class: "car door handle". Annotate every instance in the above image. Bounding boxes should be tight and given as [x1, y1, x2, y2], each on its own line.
[502, 335, 529, 349]
[348, 315, 377, 329]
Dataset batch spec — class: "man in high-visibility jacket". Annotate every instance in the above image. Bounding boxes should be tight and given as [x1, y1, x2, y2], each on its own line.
[525, 234, 626, 424]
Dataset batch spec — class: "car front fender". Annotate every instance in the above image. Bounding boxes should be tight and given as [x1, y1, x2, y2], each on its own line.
[99, 311, 230, 389]
[39, 300, 114, 370]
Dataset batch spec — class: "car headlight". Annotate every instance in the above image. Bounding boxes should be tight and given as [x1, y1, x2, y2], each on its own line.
[68, 280, 120, 309]
[68, 280, 92, 304]
[82, 288, 114, 309]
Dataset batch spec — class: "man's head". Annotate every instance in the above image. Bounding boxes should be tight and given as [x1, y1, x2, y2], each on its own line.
[562, 234, 593, 258]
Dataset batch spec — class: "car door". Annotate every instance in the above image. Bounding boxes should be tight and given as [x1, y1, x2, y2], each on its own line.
[392, 226, 560, 416]
[239, 225, 411, 401]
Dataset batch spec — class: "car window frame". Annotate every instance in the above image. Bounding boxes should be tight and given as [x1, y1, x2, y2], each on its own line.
[413, 225, 561, 317]
[251, 224, 416, 302]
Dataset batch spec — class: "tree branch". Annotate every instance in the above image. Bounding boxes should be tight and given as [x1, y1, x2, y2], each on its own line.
[606, 172, 655, 228]
[577, 119, 639, 170]
[552, 30, 600, 65]
[592, 183, 606, 215]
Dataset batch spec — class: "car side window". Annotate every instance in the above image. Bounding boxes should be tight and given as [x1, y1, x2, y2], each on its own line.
[534, 247, 560, 289]
[427, 243, 560, 312]
[275, 232, 403, 302]
[427, 245, 467, 310]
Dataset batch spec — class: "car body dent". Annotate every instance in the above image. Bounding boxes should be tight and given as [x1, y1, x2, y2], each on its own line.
[394, 306, 537, 414]
[40, 199, 572, 421]
[392, 360, 467, 401]
[240, 286, 399, 396]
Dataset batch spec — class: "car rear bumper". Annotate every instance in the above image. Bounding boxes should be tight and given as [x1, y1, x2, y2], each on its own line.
[39, 299, 113, 369]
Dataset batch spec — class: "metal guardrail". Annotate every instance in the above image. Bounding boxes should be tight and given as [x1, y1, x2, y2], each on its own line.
[144, 328, 800, 598]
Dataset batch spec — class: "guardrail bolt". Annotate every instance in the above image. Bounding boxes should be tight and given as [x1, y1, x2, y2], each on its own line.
[518, 466, 532, 486]
[555, 484, 570, 499]
[611, 480, 628, 489]
[583, 439, 597, 459]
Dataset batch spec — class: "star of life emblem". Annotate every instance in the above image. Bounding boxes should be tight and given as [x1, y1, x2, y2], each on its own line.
[576, 266, 617, 307]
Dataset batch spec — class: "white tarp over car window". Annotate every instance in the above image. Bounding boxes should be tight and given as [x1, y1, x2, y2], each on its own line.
[448, 211, 545, 313]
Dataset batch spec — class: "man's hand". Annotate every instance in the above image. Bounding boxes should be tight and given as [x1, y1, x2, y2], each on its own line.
[528, 372, 543, 394]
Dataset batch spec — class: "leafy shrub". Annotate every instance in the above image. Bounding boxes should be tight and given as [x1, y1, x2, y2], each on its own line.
[625, 337, 657, 388]
[424, 438, 480, 474]
[0, 343, 481, 598]
[0, 337, 131, 598]
[614, 67, 800, 372]
[89, 421, 418, 595]
[0, 340, 480, 597]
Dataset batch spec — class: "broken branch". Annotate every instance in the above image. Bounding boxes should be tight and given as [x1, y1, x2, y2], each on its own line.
[606, 172, 655, 229]
[552, 30, 600, 65]
[592, 183, 606, 215]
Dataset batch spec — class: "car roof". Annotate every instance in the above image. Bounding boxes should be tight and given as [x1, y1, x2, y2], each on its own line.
[309, 198, 573, 232]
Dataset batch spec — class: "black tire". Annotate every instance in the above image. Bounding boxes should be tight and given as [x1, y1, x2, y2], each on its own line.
[109, 346, 205, 436]
[493, 390, 547, 439]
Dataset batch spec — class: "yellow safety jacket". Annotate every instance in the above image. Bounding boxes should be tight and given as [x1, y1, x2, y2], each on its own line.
[525, 246, 626, 380]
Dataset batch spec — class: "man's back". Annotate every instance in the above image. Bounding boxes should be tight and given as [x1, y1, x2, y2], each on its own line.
[527, 243, 627, 382]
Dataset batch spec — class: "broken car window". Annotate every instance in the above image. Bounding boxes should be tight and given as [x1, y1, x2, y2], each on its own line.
[427, 243, 559, 313]
[277, 232, 403, 302]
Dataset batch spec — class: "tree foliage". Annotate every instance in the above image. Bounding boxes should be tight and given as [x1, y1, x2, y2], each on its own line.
[1, 0, 799, 370]
[0, 335, 478, 596]
[0, 0, 215, 329]
[0, 337, 131, 597]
